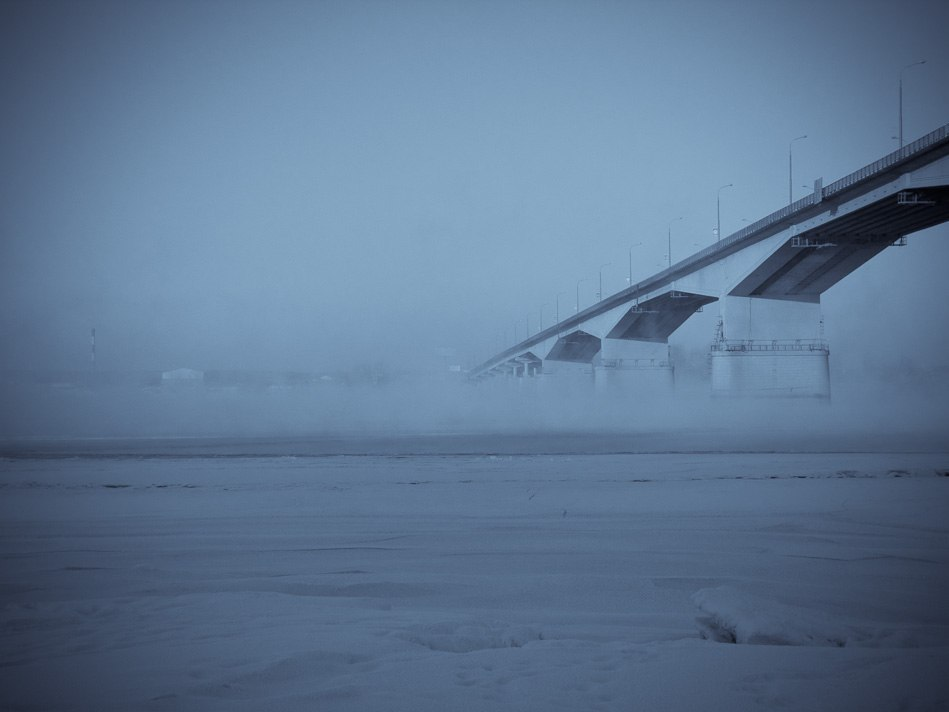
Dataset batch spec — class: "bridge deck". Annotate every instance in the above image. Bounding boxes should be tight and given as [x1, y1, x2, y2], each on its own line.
[471, 124, 949, 377]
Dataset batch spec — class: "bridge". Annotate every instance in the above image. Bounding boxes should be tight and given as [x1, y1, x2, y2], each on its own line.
[469, 123, 949, 397]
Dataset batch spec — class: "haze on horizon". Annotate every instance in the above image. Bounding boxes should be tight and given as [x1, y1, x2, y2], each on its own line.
[1, 0, 948, 400]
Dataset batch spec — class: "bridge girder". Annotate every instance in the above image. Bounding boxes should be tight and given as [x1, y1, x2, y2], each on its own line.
[731, 185, 949, 302]
[470, 124, 949, 380]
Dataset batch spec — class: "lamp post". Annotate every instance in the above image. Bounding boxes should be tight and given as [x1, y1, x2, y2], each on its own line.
[716, 184, 733, 242]
[789, 135, 807, 204]
[555, 292, 565, 324]
[538, 303, 549, 332]
[667, 217, 682, 269]
[598, 262, 611, 301]
[628, 242, 642, 287]
[900, 60, 926, 148]
[576, 278, 586, 314]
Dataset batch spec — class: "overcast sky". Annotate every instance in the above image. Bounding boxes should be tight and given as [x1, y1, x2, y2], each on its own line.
[2, 0, 947, 375]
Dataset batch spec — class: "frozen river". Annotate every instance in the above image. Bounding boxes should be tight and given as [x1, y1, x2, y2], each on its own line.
[2, 435, 948, 711]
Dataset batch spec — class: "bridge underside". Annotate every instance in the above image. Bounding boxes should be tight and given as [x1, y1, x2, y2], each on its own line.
[731, 187, 949, 301]
[546, 331, 600, 363]
[606, 291, 717, 341]
[544, 290, 716, 364]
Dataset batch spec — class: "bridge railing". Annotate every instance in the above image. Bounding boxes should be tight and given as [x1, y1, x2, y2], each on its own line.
[598, 358, 671, 369]
[823, 124, 948, 198]
[710, 339, 829, 353]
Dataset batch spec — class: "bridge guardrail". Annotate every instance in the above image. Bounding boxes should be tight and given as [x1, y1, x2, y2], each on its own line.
[599, 358, 671, 369]
[710, 339, 829, 353]
[823, 124, 948, 197]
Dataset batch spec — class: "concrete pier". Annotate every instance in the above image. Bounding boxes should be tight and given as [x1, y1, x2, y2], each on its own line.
[711, 297, 830, 398]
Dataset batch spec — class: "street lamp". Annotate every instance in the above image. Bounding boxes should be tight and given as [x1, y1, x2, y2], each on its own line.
[716, 184, 733, 243]
[667, 217, 682, 269]
[789, 135, 807, 204]
[900, 60, 926, 148]
[628, 242, 642, 286]
[555, 292, 565, 323]
[576, 278, 587, 314]
[538, 303, 549, 332]
[598, 262, 611, 301]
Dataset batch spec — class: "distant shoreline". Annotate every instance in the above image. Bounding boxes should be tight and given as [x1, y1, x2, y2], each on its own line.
[3, 429, 948, 459]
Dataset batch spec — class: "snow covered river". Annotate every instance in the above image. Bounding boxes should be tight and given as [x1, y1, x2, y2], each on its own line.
[2, 437, 948, 711]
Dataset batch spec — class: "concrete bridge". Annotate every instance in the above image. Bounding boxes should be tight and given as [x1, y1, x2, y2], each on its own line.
[469, 124, 949, 398]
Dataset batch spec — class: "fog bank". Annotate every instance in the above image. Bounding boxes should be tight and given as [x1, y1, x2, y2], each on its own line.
[2, 370, 947, 455]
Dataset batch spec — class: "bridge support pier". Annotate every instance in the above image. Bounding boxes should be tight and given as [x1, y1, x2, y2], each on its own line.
[594, 338, 674, 395]
[711, 297, 830, 398]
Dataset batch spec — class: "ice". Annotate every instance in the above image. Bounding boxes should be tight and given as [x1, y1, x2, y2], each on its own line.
[399, 621, 545, 653]
[1, 442, 948, 711]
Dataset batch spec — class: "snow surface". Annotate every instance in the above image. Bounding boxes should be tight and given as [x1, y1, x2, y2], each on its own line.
[1, 444, 948, 711]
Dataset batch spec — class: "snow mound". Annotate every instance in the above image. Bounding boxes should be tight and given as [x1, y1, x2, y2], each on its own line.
[693, 586, 860, 647]
[693, 587, 949, 648]
[399, 620, 544, 653]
